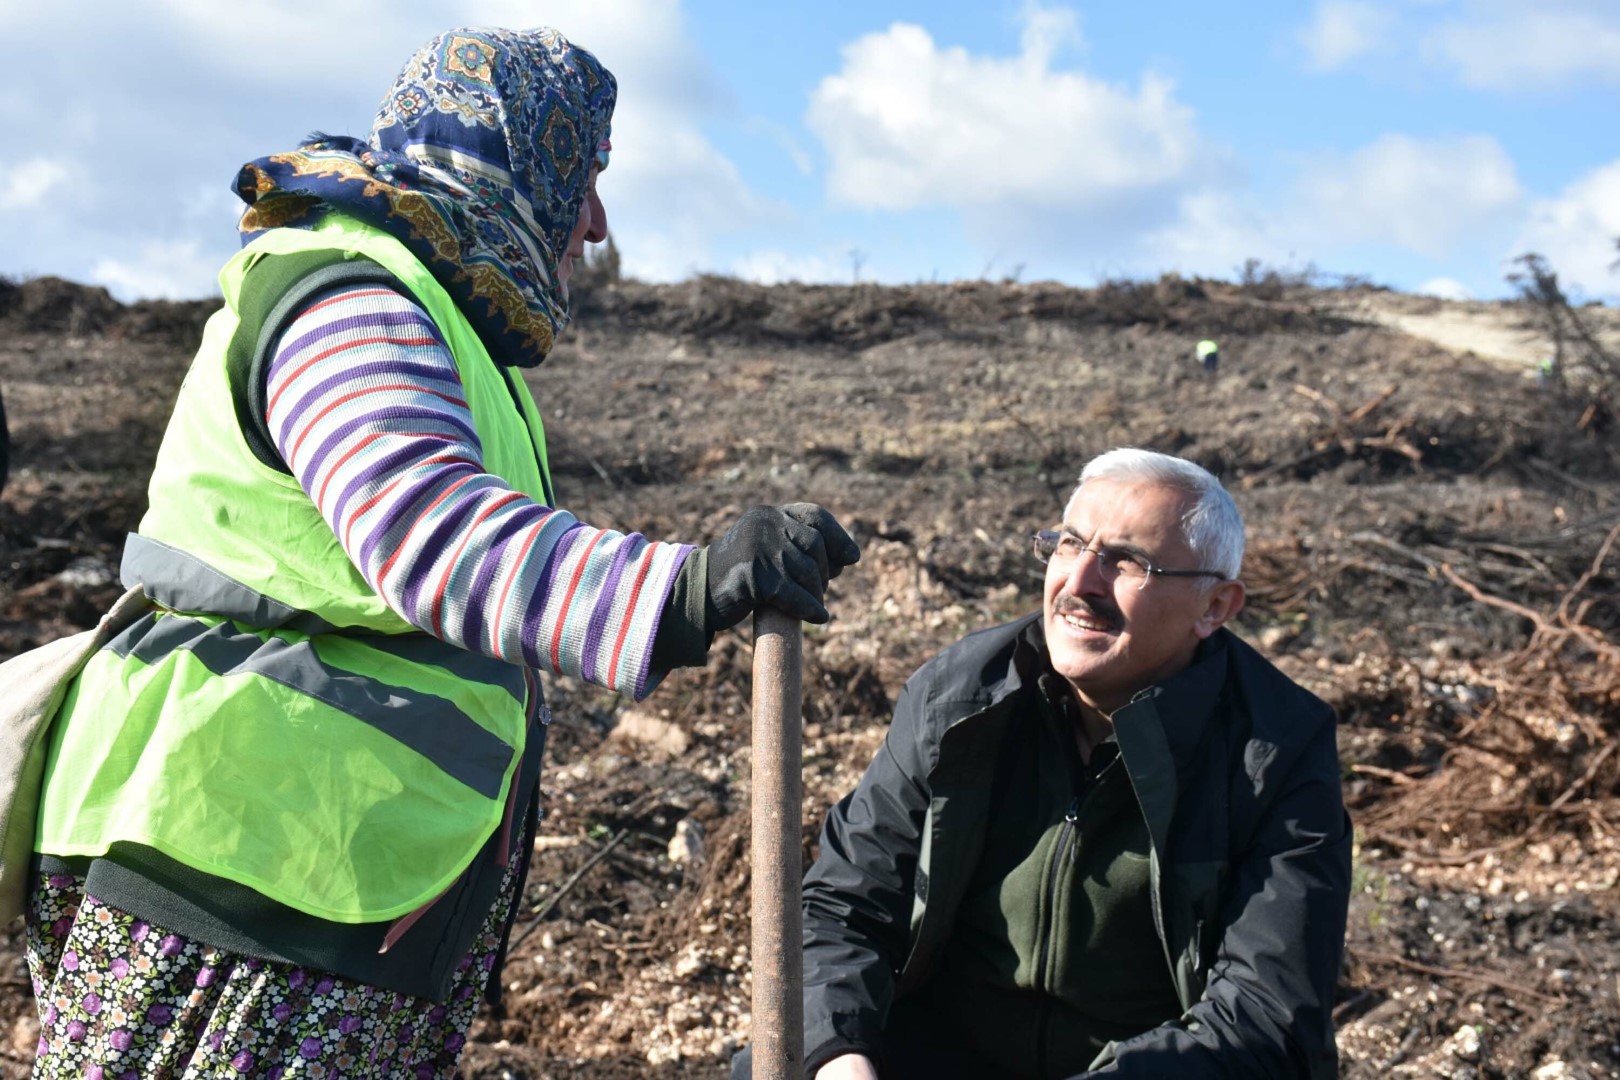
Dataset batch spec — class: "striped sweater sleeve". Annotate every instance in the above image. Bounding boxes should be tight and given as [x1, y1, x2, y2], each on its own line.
[262, 281, 693, 700]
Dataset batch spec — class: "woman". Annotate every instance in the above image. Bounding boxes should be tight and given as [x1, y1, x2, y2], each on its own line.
[24, 26, 857, 1078]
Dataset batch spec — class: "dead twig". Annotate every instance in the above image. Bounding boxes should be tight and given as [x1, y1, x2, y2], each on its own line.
[1357, 828, 1528, 867]
[1339, 556, 1440, 591]
[1344, 384, 1400, 427]
[582, 452, 620, 490]
[1241, 385, 1407, 490]
[1292, 383, 1334, 408]
[1522, 456, 1613, 503]
[1439, 563, 1554, 635]
[1554, 518, 1620, 631]
[1354, 948, 1565, 1004]
[1349, 763, 1423, 785]
[1544, 741, 1620, 816]
[1310, 384, 1400, 452]
[1375, 1025, 1425, 1072]
[1349, 531, 1440, 571]
[510, 827, 630, 951]
[1331, 988, 1377, 1024]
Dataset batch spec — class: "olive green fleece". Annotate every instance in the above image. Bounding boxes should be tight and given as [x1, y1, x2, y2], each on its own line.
[919, 679, 1182, 1078]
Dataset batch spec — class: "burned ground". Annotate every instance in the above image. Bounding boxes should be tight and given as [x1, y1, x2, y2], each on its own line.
[2, 274, 1617, 1078]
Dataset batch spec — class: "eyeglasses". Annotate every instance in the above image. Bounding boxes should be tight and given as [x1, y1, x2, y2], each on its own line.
[1032, 529, 1226, 590]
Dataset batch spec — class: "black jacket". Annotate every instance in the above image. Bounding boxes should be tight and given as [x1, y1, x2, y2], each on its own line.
[800, 615, 1351, 1077]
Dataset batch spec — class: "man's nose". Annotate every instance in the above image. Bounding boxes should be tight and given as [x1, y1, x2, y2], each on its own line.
[585, 189, 608, 244]
[1058, 546, 1109, 592]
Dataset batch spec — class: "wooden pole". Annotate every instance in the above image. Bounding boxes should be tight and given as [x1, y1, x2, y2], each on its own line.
[750, 607, 805, 1080]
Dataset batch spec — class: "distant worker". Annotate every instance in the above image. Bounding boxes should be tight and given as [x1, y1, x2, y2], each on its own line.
[1537, 357, 1557, 388]
[1195, 338, 1220, 374]
[0, 384, 8, 495]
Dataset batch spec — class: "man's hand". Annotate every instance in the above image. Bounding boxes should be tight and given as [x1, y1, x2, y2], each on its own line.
[814, 1052, 880, 1080]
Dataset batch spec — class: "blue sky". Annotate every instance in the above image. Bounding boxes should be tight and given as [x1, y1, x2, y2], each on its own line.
[2, 0, 1616, 302]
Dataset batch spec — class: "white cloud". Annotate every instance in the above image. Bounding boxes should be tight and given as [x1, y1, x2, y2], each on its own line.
[0, 157, 69, 211]
[1017, 1, 1085, 63]
[0, 1, 779, 292]
[1513, 159, 1620, 301]
[606, 123, 786, 282]
[1295, 134, 1521, 257]
[807, 8, 1201, 213]
[1144, 133, 1533, 289]
[1140, 190, 1293, 280]
[1426, 1, 1620, 90]
[729, 250, 848, 285]
[3, 2, 421, 104]
[155, 0, 411, 78]
[1416, 276, 1474, 300]
[90, 239, 225, 301]
[1296, 1, 1398, 71]
[743, 118, 815, 176]
[1284, 2, 1620, 93]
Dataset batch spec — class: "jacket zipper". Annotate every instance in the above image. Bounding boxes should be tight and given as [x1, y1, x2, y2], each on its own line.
[1034, 795, 1080, 1076]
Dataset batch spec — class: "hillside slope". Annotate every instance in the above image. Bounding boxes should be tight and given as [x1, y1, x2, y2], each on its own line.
[2, 275, 1616, 1079]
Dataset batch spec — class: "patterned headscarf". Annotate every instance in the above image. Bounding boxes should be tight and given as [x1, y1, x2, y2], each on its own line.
[234, 27, 616, 367]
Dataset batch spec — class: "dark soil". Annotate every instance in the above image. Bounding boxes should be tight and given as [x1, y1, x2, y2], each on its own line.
[2, 274, 1617, 1078]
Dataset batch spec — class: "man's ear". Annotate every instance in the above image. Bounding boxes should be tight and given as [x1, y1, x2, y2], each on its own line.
[1194, 579, 1246, 639]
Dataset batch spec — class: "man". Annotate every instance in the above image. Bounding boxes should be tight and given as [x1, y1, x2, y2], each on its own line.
[743, 447, 1350, 1078]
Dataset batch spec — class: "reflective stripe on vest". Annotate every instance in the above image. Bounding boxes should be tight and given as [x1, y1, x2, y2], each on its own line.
[121, 534, 526, 704]
[107, 613, 515, 800]
[122, 533, 344, 636]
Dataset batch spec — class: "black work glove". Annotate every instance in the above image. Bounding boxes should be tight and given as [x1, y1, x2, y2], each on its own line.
[707, 503, 861, 628]
[651, 504, 861, 670]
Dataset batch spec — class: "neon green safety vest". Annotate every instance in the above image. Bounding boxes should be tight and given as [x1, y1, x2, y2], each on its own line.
[37, 215, 552, 923]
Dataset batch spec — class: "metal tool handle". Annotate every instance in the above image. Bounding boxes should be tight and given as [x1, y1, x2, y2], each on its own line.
[750, 607, 805, 1080]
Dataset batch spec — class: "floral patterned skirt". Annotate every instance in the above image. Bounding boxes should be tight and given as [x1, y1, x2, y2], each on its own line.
[23, 862, 518, 1079]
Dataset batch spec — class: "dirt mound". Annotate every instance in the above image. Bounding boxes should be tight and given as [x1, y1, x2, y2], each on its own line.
[0, 276, 217, 346]
[0, 276, 124, 335]
[573, 273, 1356, 351]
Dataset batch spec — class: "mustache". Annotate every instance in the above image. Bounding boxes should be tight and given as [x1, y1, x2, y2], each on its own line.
[1054, 596, 1122, 629]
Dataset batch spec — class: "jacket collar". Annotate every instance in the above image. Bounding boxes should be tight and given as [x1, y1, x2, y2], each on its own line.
[1015, 622, 1230, 764]
[934, 616, 1234, 773]
[1115, 631, 1231, 774]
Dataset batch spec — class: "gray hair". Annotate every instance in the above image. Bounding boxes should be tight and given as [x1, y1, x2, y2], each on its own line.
[1066, 448, 1245, 582]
